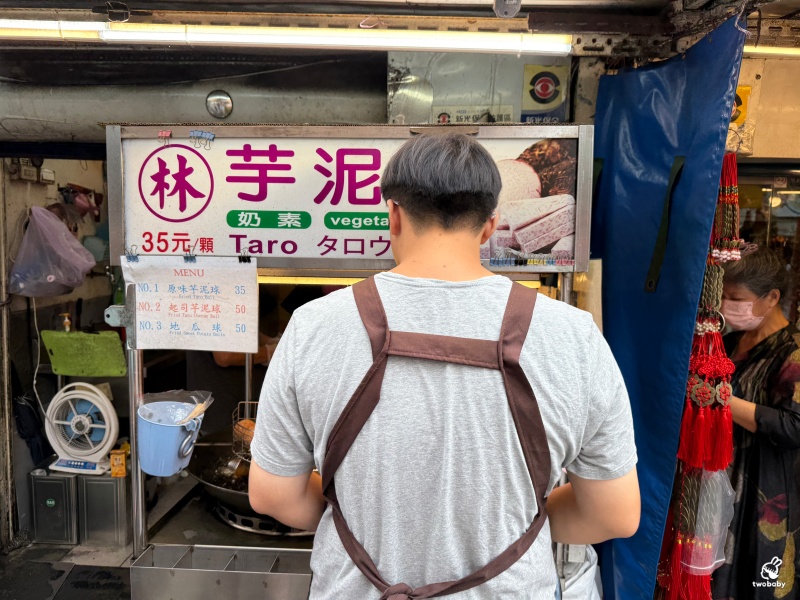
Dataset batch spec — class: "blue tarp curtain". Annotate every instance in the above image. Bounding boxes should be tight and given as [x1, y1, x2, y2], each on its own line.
[591, 18, 745, 599]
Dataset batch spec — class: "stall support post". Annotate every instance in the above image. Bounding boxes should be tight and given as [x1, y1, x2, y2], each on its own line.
[127, 347, 147, 557]
[245, 353, 254, 418]
[0, 170, 13, 552]
[559, 273, 574, 305]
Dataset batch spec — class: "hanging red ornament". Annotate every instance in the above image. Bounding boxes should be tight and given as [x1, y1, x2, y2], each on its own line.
[658, 152, 740, 599]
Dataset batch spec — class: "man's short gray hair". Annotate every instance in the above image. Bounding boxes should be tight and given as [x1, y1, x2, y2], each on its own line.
[380, 132, 502, 231]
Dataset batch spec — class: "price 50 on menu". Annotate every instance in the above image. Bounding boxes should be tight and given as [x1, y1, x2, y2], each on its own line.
[121, 256, 258, 352]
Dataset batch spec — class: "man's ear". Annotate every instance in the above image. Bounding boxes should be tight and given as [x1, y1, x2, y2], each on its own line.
[387, 200, 402, 236]
[480, 212, 500, 245]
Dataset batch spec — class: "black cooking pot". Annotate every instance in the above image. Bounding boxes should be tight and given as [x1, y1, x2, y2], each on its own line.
[187, 426, 255, 515]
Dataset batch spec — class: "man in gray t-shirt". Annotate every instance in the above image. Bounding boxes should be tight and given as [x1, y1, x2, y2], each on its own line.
[250, 133, 640, 599]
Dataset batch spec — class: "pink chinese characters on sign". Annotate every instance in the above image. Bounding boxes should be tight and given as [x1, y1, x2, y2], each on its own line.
[314, 148, 382, 205]
[226, 143, 296, 202]
[138, 144, 214, 223]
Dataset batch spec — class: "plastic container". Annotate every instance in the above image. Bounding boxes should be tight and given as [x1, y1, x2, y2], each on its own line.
[110, 449, 127, 478]
[137, 402, 203, 477]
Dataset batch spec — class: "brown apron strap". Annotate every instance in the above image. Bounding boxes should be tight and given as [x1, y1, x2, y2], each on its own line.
[352, 277, 388, 360]
[389, 331, 500, 370]
[499, 283, 551, 508]
[322, 335, 390, 492]
[352, 278, 502, 369]
[322, 277, 551, 600]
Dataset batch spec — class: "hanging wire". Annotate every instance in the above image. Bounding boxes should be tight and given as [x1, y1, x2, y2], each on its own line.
[755, 8, 763, 47]
[359, 15, 387, 29]
[162, 59, 347, 87]
[31, 297, 47, 419]
[734, 1, 752, 36]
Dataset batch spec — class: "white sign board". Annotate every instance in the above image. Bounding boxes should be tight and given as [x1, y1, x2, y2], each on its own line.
[120, 132, 582, 268]
[432, 105, 515, 124]
[121, 256, 258, 352]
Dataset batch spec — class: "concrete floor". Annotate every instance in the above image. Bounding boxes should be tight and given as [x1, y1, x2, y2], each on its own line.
[0, 546, 130, 600]
[1, 488, 313, 600]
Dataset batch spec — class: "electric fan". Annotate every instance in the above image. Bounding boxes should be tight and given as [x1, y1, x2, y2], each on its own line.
[44, 382, 119, 475]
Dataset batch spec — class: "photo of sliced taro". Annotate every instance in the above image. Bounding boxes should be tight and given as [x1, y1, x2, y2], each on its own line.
[512, 198, 575, 255]
[496, 159, 542, 230]
[552, 235, 575, 260]
[502, 194, 574, 232]
[484, 139, 579, 263]
[518, 139, 577, 172]
[517, 139, 578, 197]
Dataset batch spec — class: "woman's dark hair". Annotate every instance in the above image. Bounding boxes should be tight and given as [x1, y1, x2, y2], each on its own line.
[380, 132, 501, 232]
[724, 247, 789, 298]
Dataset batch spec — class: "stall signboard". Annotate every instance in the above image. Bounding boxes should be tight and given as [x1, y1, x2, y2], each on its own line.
[121, 256, 258, 352]
[110, 125, 593, 273]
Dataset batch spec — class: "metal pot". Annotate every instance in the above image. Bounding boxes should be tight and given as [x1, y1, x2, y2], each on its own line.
[186, 426, 255, 515]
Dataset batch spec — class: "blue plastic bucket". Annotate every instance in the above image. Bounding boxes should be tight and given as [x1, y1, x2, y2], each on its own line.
[137, 401, 203, 477]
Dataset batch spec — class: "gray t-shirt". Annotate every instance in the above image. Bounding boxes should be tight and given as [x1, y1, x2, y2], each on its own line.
[252, 272, 637, 600]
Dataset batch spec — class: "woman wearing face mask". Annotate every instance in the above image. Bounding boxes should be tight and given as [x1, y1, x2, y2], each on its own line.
[712, 248, 800, 600]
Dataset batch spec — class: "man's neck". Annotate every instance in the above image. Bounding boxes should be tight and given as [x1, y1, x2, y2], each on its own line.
[390, 233, 494, 282]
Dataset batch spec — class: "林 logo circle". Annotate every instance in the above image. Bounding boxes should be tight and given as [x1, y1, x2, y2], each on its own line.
[529, 72, 561, 104]
[138, 144, 214, 223]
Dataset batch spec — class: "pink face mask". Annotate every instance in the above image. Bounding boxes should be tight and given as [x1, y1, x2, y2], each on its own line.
[720, 298, 764, 331]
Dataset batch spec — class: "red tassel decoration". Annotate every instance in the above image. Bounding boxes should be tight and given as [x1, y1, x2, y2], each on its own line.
[683, 573, 712, 600]
[688, 405, 708, 469]
[709, 404, 733, 471]
[677, 399, 696, 464]
[705, 403, 717, 464]
[665, 534, 684, 600]
[658, 153, 741, 599]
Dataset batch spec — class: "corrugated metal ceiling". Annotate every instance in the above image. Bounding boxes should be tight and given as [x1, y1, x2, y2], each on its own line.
[0, 0, 791, 84]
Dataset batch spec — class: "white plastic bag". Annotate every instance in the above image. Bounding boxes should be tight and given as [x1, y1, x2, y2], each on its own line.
[9, 206, 96, 297]
[562, 545, 603, 600]
[681, 469, 735, 576]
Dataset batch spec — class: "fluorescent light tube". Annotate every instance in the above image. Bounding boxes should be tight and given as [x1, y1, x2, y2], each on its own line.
[0, 18, 572, 56]
[743, 45, 800, 57]
[179, 27, 572, 55]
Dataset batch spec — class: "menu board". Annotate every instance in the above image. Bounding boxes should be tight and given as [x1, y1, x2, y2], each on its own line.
[121, 256, 258, 352]
[113, 125, 591, 272]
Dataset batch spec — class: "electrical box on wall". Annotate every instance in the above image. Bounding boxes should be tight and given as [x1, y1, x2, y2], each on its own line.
[39, 169, 56, 184]
[19, 165, 37, 182]
[4, 158, 20, 180]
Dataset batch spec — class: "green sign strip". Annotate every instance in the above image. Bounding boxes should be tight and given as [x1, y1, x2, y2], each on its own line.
[324, 212, 389, 230]
[226, 210, 312, 229]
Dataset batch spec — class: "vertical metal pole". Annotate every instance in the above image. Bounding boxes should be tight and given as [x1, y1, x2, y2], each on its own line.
[127, 348, 147, 557]
[0, 164, 14, 551]
[559, 272, 574, 305]
[244, 353, 253, 418]
[766, 179, 774, 243]
[555, 271, 576, 587]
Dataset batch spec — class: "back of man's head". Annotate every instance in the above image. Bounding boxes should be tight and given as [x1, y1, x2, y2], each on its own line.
[381, 133, 502, 232]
